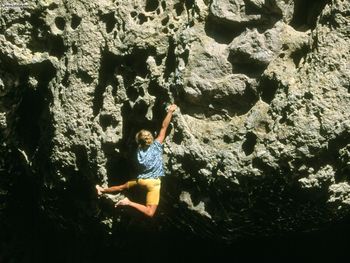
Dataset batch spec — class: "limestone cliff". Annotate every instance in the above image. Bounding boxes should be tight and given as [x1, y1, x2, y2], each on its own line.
[0, 0, 349, 261]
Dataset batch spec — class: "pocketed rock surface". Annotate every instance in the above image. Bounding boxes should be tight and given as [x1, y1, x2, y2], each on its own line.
[0, 0, 349, 246]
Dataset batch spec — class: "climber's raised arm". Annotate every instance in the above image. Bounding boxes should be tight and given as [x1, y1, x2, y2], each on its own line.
[156, 104, 177, 144]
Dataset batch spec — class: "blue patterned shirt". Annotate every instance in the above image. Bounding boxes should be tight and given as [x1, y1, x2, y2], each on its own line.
[136, 140, 164, 179]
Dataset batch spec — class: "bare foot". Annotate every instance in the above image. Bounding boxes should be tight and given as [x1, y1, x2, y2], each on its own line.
[115, 197, 130, 207]
[96, 185, 104, 195]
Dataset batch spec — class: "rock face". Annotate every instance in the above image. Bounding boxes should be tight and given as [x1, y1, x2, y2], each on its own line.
[0, 0, 350, 260]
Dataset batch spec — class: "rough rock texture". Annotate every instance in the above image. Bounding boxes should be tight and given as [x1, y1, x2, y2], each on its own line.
[0, 0, 350, 261]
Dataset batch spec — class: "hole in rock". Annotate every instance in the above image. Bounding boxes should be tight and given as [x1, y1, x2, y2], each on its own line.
[48, 3, 58, 10]
[102, 12, 117, 33]
[185, 0, 195, 9]
[223, 134, 233, 144]
[72, 43, 78, 54]
[138, 13, 148, 24]
[148, 80, 169, 102]
[174, 2, 184, 16]
[100, 114, 118, 131]
[161, 1, 166, 10]
[145, 0, 159, 12]
[290, 0, 329, 31]
[242, 132, 257, 156]
[54, 17, 65, 31]
[161, 16, 169, 26]
[30, 60, 56, 84]
[77, 70, 94, 84]
[47, 35, 66, 58]
[259, 77, 279, 104]
[228, 52, 267, 77]
[205, 16, 244, 44]
[71, 14, 82, 30]
[164, 38, 176, 79]
[173, 130, 184, 145]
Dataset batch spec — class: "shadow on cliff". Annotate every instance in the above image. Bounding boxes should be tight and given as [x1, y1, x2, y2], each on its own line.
[2, 213, 350, 263]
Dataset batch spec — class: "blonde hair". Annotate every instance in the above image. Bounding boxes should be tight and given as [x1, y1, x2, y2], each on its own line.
[135, 129, 154, 148]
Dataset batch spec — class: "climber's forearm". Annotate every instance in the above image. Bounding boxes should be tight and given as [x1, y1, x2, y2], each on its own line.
[156, 104, 177, 143]
[161, 111, 173, 131]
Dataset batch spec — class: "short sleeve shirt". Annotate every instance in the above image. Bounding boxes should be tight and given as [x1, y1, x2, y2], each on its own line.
[136, 140, 164, 179]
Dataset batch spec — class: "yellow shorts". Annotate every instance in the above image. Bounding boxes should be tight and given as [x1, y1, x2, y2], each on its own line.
[127, 178, 161, 205]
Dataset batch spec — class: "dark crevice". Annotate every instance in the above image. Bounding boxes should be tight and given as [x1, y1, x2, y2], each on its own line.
[30, 60, 56, 85]
[93, 51, 120, 116]
[28, 13, 67, 58]
[123, 49, 150, 78]
[290, 0, 330, 31]
[231, 62, 266, 78]
[71, 145, 89, 175]
[54, 17, 66, 31]
[148, 80, 169, 101]
[174, 2, 184, 16]
[28, 19, 67, 59]
[101, 12, 116, 33]
[28, 12, 47, 29]
[16, 88, 44, 155]
[242, 132, 258, 156]
[77, 70, 94, 84]
[72, 43, 78, 54]
[291, 45, 309, 68]
[145, 0, 159, 12]
[13, 61, 56, 157]
[47, 35, 67, 58]
[278, 104, 293, 126]
[243, 0, 264, 16]
[48, 3, 58, 10]
[252, 157, 275, 175]
[71, 14, 82, 30]
[138, 13, 148, 25]
[93, 49, 151, 115]
[161, 1, 166, 10]
[173, 130, 184, 145]
[62, 71, 69, 87]
[99, 114, 118, 131]
[126, 86, 141, 102]
[228, 52, 267, 78]
[161, 16, 169, 26]
[259, 77, 279, 104]
[185, 0, 195, 10]
[205, 15, 246, 44]
[164, 37, 176, 79]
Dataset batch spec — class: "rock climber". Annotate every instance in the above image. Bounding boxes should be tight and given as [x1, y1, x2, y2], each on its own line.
[96, 104, 177, 217]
